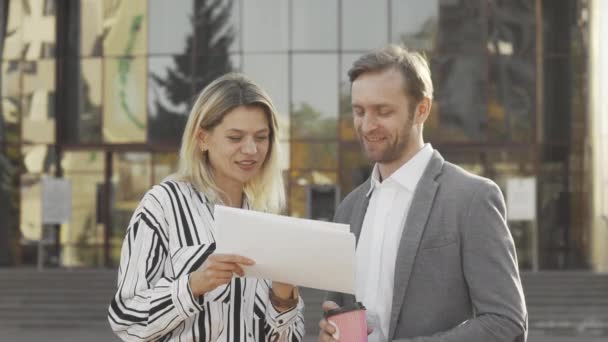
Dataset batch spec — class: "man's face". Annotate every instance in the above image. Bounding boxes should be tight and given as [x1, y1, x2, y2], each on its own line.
[351, 68, 417, 166]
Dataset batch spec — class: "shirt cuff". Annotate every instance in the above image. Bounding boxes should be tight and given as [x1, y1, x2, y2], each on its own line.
[171, 274, 204, 320]
[266, 295, 304, 328]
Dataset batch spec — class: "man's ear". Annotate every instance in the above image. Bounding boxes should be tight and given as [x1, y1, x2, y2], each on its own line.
[415, 97, 432, 125]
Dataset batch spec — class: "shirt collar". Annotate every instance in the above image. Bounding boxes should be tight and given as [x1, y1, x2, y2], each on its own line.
[366, 143, 434, 197]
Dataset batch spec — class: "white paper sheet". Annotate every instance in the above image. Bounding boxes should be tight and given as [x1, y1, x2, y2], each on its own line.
[214, 205, 356, 294]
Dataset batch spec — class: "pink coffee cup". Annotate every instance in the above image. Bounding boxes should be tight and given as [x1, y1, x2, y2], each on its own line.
[324, 302, 367, 342]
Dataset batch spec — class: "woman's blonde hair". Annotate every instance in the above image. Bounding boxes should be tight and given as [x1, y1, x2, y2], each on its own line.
[177, 73, 285, 213]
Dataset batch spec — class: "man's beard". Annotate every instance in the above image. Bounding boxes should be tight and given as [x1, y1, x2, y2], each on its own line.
[359, 132, 409, 164]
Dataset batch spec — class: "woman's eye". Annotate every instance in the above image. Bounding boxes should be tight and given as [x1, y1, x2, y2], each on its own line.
[228, 136, 241, 142]
[255, 136, 269, 141]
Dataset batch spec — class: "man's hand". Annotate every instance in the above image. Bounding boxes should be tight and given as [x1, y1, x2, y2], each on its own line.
[318, 301, 340, 342]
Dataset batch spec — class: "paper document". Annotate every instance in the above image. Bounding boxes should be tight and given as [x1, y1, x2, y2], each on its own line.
[214, 205, 356, 294]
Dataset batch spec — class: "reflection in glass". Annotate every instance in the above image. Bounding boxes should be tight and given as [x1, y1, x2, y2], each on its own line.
[60, 172, 105, 267]
[103, 57, 146, 143]
[487, 0, 536, 142]
[148, 56, 191, 145]
[391, 0, 438, 52]
[149, 0, 235, 144]
[153, 152, 179, 184]
[242, 54, 289, 139]
[433, 54, 486, 142]
[77, 59, 103, 143]
[148, 0, 193, 54]
[292, 54, 338, 140]
[292, 0, 338, 50]
[339, 54, 359, 142]
[291, 142, 337, 169]
[20, 174, 42, 242]
[436, 0, 484, 54]
[1, 62, 21, 145]
[279, 141, 290, 171]
[341, 0, 388, 50]
[80, 0, 104, 56]
[339, 143, 371, 195]
[111, 152, 151, 242]
[2, 0, 23, 59]
[22, 144, 56, 174]
[289, 171, 338, 218]
[195, 0, 241, 53]
[22, 0, 56, 60]
[103, 0, 148, 56]
[242, 0, 288, 52]
[22, 60, 56, 144]
[62, 150, 105, 173]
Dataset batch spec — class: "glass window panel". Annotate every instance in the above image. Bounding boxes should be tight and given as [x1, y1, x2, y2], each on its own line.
[2, 62, 21, 145]
[103, 57, 147, 143]
[20, 174, 42, 242]
[291, 142, 337, 169]
[22, 0, 56, 60]
[391, 0, 438, 52]
[341, 0, 388, 51]
[2, 0, 23, 59]
[103, 0, 148, 56]
[288, 184, 307, 218]
[148, 0, 193, 54]
[60, 171, 105, 267]
[339, 143, 371, 195]
[292, 54, 339, 140]
[290, 170, 337, 186]
[22, 60, 56, 144]
[242, 0, 288, 52]
[292, 0, 338, 51]
[80, 0, 104, 56]
[242, 54, 289, 139]
[22, 144, 56, 174]
[148, 56, 191, 145]
[77, 58, 103, 143]
[111, 152, 151, 242]
[279, 141, 290, 171]
[436, 0, 484, 54]
[152, 152, 179, 184]
[339, 53, 358, 142]
[62, 150, 105, 173]
[193, 54, 235, 99]
[432, 54, 487, 142]
[194, 0, 240, 53]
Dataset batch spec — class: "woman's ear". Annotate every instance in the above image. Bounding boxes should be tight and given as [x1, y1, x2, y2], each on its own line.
[197, 129, 208, 152]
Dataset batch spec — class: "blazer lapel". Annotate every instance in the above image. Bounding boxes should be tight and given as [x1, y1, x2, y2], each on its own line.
[350, 179, 371, 244]
[389, 151, 444, 339]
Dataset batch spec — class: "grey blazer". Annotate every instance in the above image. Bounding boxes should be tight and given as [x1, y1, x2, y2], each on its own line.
[327, 151, 528, 342]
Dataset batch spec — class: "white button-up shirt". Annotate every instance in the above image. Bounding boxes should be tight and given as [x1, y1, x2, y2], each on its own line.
[355, 144, 434, 342]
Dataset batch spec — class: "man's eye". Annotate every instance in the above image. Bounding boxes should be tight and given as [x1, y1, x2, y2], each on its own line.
[228, 136, 241, 142]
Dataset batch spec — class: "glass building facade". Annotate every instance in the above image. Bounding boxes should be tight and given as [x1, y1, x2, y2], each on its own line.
[0, 0, 596, 270]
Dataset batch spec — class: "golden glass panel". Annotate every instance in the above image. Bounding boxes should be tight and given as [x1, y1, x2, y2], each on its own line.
[61, 150, 105, 173]
[22, 0, 56, 60]
[103, 57, 147, 143]
[80, 0, 104, 56]
[290, 170, 337, 186]
[22, 144, 55, 174]
[2, 0, 23, 59]
[152, 152, 179, 184]
[339, 144, 371, 195]
[111, 152, 151, 242]
[2, 62, 21, 144]
[103, 0, 148, 56]
[79, 58, 103, 142]
[60, 172, 105, 267]
[291, 142, 337, 170]
[22, 60, 56, 144]
[288, 184, 307, 218]
[279, 141, 290, 171]
[19, 174, 42, 242]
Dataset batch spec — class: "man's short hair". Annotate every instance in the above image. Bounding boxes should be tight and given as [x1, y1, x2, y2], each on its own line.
[348, 45, 434, 105]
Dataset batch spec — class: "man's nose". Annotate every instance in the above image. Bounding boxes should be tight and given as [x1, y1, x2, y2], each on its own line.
[360, 114, 378, 133]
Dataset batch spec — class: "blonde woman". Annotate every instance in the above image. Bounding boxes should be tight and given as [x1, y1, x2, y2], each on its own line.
[109, 73, 304, 341]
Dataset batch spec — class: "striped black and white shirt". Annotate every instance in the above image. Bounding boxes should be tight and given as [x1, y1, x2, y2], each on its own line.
[108, 180, 305, 341]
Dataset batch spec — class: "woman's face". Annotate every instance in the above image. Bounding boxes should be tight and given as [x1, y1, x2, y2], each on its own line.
[199, 105, 271, 190]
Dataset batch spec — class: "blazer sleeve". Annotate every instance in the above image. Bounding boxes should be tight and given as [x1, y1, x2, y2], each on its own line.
[394, 181, 528, 342]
